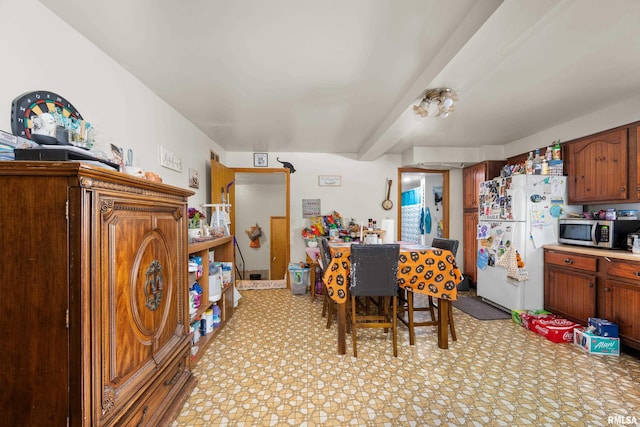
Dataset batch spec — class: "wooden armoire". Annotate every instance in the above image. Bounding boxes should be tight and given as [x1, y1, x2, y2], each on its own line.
[0, 162, 195, 426]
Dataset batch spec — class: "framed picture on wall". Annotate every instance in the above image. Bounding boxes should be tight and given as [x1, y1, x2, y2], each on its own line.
[254, 153, 268, 167]
[189, 168, 199, 189]
[318, 175, 341, 187]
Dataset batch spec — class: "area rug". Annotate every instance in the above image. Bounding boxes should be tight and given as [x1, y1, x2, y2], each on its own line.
[236, 280, 287, 290]
[452, 296, 511, 320]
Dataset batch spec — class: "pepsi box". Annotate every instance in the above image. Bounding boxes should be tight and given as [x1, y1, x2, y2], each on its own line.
[588, 317, 619, 338]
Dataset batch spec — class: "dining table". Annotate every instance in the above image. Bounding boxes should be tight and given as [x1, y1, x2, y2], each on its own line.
[322, 242, 462, 354]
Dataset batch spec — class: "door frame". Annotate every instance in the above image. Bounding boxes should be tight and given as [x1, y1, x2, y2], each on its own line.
[232, 168, 290, 285]
[396, 167, 450, 240]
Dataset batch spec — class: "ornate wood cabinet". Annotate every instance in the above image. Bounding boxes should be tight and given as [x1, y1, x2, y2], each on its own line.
[0, 162, 195, 426]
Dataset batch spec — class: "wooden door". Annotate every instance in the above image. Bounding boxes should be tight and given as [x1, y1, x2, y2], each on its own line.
[96, 190, 188, 425]
[270, 216, 287, 280]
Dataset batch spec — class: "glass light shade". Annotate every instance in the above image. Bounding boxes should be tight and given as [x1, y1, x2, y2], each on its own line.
[427, 101, 440, 116]
[442, 97, 454, 108]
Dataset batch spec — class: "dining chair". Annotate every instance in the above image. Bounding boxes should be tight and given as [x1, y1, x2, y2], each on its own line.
[349, 244, 400, 357]
[318, 237, 337, 328]
[399, 237, 458, 345]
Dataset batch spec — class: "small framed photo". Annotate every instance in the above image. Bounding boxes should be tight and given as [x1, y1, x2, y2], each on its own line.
[189, 168, 199, 189]
[254, 153, 268, 167]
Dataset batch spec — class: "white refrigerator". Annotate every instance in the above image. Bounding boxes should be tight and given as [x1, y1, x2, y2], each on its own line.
[476, 175, 580, 312]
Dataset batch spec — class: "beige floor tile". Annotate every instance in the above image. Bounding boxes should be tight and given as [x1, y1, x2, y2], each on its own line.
[172, 288, 640, 426]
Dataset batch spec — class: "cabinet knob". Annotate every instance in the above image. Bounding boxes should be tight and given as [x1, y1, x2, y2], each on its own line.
[588, 283, 594, 288]
[604, 287, 611, 292]
[562, 258, 574, 265]
[635, 271, 640, 277]
[620, 187, 626, 192]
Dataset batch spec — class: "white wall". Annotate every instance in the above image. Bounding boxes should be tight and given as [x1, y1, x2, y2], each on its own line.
[0, 0, 222, 208]
[227, 152, 403, 262]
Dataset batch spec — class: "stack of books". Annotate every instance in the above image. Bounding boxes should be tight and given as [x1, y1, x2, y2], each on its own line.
[0, 129, 39, 161]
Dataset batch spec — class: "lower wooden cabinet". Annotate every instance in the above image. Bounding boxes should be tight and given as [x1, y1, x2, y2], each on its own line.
[544, 247, 640, 351]
[603, 258, 640, 349]
[0, 162, 194, 426]
[544, 264, 596, 324]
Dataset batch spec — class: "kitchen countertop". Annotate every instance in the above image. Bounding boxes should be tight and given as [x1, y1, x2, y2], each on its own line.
[543, 243, 640, 261]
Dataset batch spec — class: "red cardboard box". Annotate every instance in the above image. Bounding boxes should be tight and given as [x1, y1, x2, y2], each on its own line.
[519, 313, 557, 331]
[530, 317, 580, 343]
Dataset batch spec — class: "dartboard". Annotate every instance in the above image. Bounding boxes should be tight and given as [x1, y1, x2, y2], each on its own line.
[11, 90, 83, 139]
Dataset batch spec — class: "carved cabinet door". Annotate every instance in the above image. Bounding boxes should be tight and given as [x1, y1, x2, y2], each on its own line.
[94, 191, 187, 424]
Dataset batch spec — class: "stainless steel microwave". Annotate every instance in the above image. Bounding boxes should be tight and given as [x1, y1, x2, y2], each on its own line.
[558, 219, 640, 249]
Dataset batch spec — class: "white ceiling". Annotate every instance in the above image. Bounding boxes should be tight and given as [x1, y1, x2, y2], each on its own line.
[39, 0, 640, 161]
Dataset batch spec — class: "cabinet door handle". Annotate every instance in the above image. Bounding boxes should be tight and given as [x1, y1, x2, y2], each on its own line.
[164, 361, 184, 386]
[588, 283, 594, 288]
[136, 406, 149, 427]
[604, 256, 611, 262]
[620, 187, 626, 192]
[562, 258, 574, 264]
[635, 272, 640, 277]
[604, 287, 611, 292]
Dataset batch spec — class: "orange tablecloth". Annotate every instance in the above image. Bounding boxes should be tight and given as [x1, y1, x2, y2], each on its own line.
[323, 244, 461, 304]
[322, 243, 462, 353]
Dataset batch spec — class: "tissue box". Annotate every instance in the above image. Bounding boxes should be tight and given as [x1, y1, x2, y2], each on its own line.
[588, 318, 619, 338]
[574, 327, 620, 356]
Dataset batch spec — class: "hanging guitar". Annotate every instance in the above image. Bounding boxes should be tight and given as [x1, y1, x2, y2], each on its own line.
[382, 179, 393, 210]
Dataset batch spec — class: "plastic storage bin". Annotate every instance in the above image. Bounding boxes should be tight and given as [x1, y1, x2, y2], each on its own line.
[288, 263, 310, 294]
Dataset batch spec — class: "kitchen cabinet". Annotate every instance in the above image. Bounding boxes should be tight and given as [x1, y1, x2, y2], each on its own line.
[462, 211, 478, 284]
[0, 162, 194, 426]
[636, 125, 640, 200]
[544, 245, 640, 351]
[566, 128, 628, 203]
[188, 236, 235, 365]
[544, 249, 597, 324]
[462, 161, 504, 284]
[603, 258, 640, 349]
[462, 161, 504, 209]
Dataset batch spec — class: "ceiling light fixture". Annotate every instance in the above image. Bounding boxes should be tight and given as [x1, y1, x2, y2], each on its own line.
[413, 88, 458, 118]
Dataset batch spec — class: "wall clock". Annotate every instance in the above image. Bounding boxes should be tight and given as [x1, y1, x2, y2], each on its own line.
[10, 90, 83, 140]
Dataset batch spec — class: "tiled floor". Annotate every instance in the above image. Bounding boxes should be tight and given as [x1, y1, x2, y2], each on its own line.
[174, 289, 640, 426]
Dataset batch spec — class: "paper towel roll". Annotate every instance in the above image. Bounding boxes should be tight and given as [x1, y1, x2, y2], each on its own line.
[381, 219, 396, 243]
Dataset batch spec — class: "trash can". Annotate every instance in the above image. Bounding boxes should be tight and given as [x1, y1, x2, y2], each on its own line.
[288, 263, 310, 294]
[457, 275, 470, 292]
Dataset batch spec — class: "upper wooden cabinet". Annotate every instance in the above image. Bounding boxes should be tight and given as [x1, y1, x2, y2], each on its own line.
[462, 161, 504, 209]
[566, 128, 628, 203]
